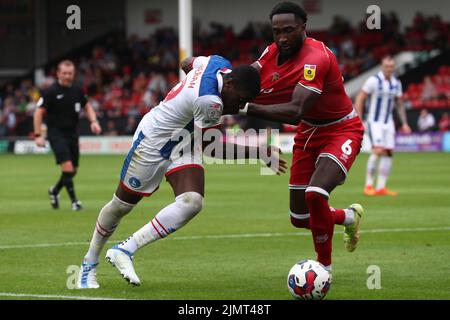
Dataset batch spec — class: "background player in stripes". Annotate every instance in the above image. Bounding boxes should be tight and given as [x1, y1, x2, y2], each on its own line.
[355, 55, 411, 196]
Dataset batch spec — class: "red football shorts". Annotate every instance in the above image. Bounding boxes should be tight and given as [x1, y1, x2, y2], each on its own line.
[289, 116, 364, 188]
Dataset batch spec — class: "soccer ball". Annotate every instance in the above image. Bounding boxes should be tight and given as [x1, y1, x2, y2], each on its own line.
[287, 259, 332, 300]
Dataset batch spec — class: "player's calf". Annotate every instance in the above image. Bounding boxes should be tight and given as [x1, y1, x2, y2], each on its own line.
[289, 211, 310, 229]
[119, 192, 203, 252]
[305, 187, 334, 268]
[83, 194, 135, 265]
[107, 192, 204, 286]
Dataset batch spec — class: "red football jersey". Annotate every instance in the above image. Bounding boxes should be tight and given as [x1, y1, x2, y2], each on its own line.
[254, 38, 353, 121]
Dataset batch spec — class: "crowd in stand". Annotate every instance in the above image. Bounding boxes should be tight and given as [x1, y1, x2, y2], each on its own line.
[417, 109, 450, 132]
[0, 12, 449, 137]
[404, 66, 450, 109]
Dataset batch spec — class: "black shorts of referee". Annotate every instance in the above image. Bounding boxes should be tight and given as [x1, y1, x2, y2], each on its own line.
[47, 127, 80, 168]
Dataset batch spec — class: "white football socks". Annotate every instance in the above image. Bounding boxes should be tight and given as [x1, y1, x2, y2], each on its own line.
[343, 209, 355, 226]
[365, 153, 379, 187]
[84, 195, 134, 264]
[376, 156, 393, 190]
[118, 192, 204, 255]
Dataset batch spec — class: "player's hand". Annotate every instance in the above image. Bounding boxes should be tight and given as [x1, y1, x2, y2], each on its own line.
[90, 121, 102, 135]
[238, 102, 249, 116]
[35, 136, 46, 147]
[265, 145, 288, 175]
[400, 124, 411, 134]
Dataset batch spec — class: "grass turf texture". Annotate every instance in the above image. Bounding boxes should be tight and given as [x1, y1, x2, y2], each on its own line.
[0, 153, 449, 300]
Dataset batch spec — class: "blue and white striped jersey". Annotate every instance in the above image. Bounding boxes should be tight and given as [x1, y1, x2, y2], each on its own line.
[362, 71, 402, 124]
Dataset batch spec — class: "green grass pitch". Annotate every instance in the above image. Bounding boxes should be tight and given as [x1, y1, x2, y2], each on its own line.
[0, 152, 449, 300]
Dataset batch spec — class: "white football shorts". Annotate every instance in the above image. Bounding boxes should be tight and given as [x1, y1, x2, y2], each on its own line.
[119, 130, 203, 196]
[366, 121, 396, 150]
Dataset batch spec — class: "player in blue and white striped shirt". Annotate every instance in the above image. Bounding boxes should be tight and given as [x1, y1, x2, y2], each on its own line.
[355, 55, 411, 196]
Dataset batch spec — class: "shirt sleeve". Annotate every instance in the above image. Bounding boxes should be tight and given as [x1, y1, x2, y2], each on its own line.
[36, 90, 49, 109]
[193, 95, 223, 129]
[297, 50, 330, 94]
[362, 77, 377, 95]
[192, 56, 209, 69]
[254, 43, 276, 69]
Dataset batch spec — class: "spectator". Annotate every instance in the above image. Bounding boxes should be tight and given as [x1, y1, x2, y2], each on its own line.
[105, 120, 119, 136]
[327, 40, 339, 57]
[1, 98, 17, 135]
[421, 76, 437, 101]
[360, 50, 377, 70]
[417, 109, 436, 132]
[340, 35, 356, 58]
[329, 15, 351, 36]
[438, 112, 450, 132]
[0, 107, 5, 136]
[123, 116, 138, 135]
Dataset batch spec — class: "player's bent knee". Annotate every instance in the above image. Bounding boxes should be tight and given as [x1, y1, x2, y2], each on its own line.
[176, 192, 204, 216]
[109, 194, 135, 217]
[373, 148, 386, 156]
[305, 187, 331, 231]
[305, 186, 329, 203]
[305, 187, 329, 229]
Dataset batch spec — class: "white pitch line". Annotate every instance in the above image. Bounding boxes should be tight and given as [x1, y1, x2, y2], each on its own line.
[0, 292, 126, 300]
[0, 242, 92, 250]
[0, 226, 449, 251]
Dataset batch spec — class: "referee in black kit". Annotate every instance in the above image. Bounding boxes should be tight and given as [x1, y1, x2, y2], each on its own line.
[33, 60, 102, 211]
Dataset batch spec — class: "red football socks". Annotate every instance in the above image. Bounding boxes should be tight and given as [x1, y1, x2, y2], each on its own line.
[305, 187, 334, 267]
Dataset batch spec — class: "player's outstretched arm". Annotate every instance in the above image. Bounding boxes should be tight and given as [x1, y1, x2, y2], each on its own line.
[201, 131, 287, 175]
[242, 84, 320, 125]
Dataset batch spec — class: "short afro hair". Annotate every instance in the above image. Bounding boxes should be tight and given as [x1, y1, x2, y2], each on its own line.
[269, 1, 308, 23]
[230, 65, 261, 101]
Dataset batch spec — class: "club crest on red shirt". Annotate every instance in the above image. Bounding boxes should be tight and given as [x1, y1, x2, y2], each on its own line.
[304, 64, 316, 81]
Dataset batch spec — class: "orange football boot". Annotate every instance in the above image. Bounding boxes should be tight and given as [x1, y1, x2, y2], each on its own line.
[364, 185, 375, 196]
[374, 188, 398, 196]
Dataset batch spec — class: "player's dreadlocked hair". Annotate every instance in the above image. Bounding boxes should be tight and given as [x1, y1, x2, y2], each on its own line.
[269, 1, 308, 23]
[229, 65, 261, 101]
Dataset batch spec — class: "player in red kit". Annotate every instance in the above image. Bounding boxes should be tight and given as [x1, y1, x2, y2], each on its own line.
[239, 2, 365, 271]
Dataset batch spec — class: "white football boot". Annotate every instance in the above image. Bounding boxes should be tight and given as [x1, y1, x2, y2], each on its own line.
[105, 245, 141, 286]
[77, 261, 100, 289]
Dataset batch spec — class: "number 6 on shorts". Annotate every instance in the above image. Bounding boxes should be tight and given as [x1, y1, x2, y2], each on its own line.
[341, 139, 353, 155]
